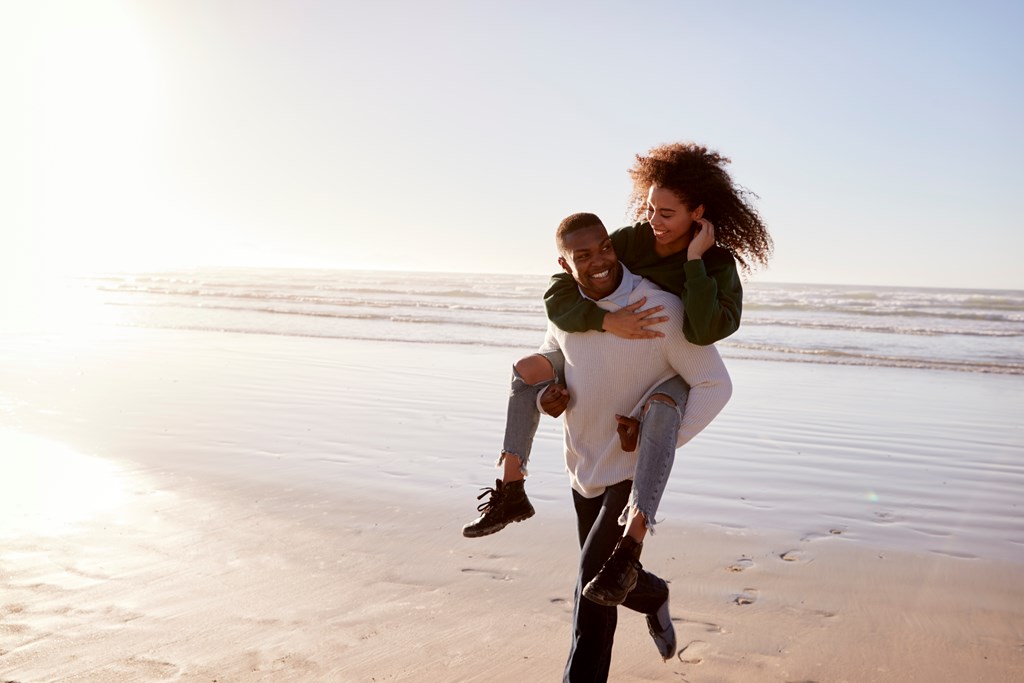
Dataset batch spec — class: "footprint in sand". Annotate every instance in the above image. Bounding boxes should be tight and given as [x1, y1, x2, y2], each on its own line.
[802, 527, 845, 542]
[548, 597, 572, 611]
[677, 639, 709, 664]
[727, 557, 754, 572]
[460, 567, 512, 581]
[873, 511, 897, 524]
[779, 549, 812, 563]
[88, 658, 180, 681]
[928, 549, 978, 560]
[677, 617, 726, 634]
[783, 604, 837, 620]
[733, 588, 757, 606]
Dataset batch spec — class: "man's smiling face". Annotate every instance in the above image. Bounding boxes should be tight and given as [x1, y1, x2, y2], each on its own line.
[557, 224, 622, 300]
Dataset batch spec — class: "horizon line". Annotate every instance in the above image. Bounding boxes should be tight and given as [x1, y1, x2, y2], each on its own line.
[70, 264, 1024, 294]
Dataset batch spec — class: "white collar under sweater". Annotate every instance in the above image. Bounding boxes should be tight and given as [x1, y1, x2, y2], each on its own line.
[540, 268, 731, 499]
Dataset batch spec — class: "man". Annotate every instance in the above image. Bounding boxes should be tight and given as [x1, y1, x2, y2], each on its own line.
[466, 213, 731, 681]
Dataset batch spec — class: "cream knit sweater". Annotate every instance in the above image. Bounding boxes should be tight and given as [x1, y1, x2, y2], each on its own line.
[539, 268, 732, 498]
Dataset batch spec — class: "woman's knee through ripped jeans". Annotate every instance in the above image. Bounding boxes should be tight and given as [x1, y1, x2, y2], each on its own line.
[499, 349, 566, 474]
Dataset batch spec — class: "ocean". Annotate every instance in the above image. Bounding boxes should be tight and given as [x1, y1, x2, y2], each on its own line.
[2, 267, 1021, 563]
[83, 268, 1023, 375]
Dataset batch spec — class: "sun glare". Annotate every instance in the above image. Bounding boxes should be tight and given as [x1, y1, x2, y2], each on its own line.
[0, 272, 124, 343]
[0, 429, 128, 538]
[24, 0, 168, 277]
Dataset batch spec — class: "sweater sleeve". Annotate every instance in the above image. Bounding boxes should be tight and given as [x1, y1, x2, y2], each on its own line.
[660, 320, 733, 448]
[681, 249, 743, 345]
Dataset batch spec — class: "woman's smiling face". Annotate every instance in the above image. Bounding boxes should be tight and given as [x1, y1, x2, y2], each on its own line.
[646, 185, 702, 253]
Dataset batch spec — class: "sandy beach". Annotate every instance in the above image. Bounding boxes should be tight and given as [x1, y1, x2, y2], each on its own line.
[1, 328, 1022, 682]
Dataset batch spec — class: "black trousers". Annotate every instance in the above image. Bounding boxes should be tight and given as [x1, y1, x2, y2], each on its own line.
[563, 480, 669, 682]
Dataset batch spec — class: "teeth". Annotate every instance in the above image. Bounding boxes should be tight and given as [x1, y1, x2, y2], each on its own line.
[593, 270, 610, 278]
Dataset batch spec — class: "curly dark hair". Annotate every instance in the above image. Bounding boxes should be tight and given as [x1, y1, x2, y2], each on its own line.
[627, 142, 773, 272]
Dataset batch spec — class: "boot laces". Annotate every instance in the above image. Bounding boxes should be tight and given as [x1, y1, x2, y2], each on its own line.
[475, 484, 505, 513]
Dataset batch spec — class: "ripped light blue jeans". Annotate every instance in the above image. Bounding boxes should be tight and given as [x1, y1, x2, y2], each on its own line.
[500, 349, 689, 532]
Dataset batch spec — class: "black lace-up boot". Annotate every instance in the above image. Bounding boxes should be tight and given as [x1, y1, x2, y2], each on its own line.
[582, 535, 642, 606]
[462, 479, 535, 538]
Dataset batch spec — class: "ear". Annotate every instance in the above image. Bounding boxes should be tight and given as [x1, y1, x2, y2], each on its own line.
[557, 256, 572, 275]
[692, 204, 705, 221]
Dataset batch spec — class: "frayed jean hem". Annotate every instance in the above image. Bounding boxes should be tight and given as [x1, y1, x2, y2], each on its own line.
[496, 450, 529, 477]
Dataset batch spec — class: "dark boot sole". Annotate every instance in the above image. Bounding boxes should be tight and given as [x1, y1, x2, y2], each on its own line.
[461, 507, 535, 538]
[647, 600, 677, 660]
[647, 621, 677, 661]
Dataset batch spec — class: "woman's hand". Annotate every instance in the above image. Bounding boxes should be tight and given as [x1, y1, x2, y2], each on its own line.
[687, 218, 715, 261]
[602, 297, 668, 339]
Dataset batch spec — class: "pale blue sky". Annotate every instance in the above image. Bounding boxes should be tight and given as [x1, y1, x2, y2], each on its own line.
[4, 0, 1023, 289]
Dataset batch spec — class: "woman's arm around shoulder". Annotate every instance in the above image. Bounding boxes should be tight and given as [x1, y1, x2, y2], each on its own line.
[544, 272, 606, 333]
